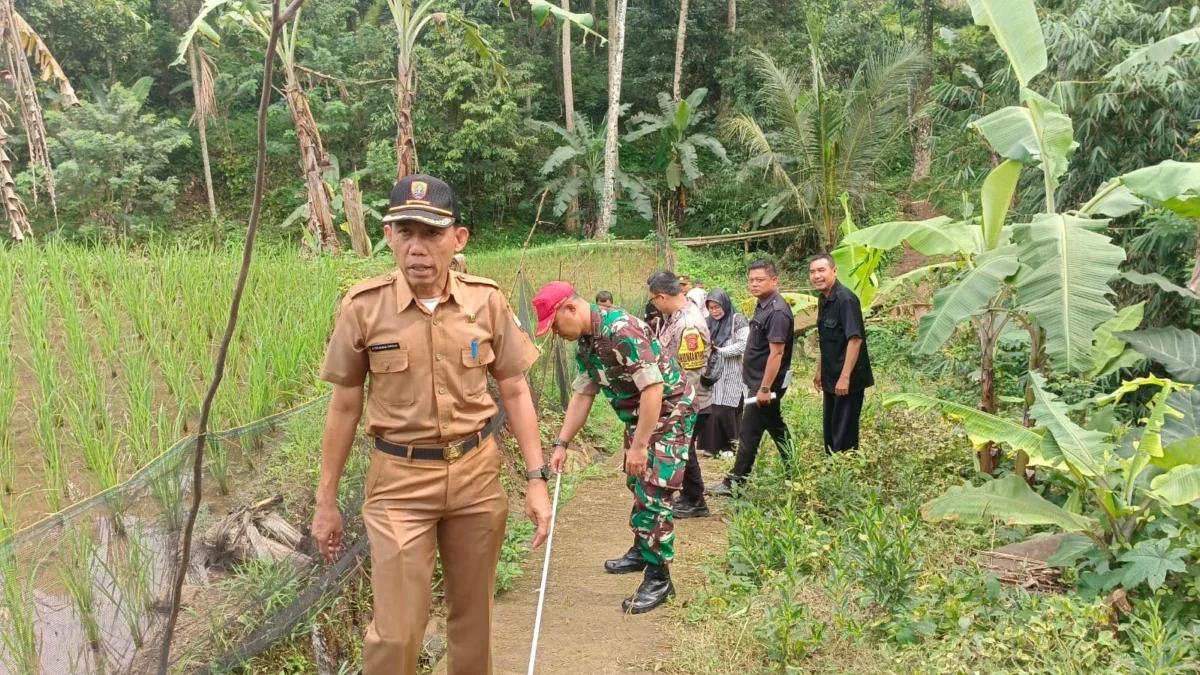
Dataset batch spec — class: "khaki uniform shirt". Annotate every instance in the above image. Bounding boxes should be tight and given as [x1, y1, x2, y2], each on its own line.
[319, 271, 540, 445]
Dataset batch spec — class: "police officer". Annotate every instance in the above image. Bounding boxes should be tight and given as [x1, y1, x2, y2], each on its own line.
[311, 175, 553, 675]
[647, 269, 711, 518]
[535, 281, 694, 614]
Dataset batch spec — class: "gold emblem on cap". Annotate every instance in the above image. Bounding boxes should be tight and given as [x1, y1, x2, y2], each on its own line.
[411, 180, 428, 200]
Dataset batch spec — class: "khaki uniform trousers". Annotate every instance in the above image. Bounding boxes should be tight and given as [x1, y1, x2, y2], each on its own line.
[361, 436, 508, 675]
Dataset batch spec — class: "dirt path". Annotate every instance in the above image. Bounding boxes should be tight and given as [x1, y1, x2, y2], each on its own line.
[436, 452, 729, 675]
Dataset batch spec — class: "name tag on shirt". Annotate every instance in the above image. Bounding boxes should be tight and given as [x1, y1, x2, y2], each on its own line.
[369, 343, 400, 352]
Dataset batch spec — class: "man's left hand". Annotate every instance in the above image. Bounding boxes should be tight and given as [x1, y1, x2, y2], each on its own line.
[756, 389, 772, 407]
[836, 376, 850, 397]
[526, 480, 553, 549]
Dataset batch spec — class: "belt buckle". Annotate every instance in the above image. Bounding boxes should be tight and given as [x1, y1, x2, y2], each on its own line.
[443, 439, 466, 462]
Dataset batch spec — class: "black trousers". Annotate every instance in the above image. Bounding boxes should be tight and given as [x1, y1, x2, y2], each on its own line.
[823, 391, 864, 453]
[681, 411, 707, 503]
[730, 395, 793, 481]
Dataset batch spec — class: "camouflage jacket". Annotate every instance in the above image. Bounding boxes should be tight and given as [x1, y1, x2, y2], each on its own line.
[572, 306, 694, 430]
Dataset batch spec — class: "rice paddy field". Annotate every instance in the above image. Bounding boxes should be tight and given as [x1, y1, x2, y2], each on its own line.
[0, 239, 666, 674]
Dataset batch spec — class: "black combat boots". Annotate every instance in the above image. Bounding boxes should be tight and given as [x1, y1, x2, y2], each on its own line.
[621, 564, 675, 614]
[603, 541, 647, 574]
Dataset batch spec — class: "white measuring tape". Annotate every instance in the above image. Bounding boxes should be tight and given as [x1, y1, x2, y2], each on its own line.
[526, 471, 563, 675]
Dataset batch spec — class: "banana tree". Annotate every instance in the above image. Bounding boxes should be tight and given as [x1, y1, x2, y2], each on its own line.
[175, 0, 339, 254]
[624, 88, 727, 224]
[834, 0, 1138, 473]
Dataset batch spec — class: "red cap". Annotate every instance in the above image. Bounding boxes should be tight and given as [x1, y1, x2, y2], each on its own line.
[532, 281, 575, 337]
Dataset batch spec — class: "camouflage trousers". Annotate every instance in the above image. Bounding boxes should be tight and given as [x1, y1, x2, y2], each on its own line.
[624, 409, 696, 566]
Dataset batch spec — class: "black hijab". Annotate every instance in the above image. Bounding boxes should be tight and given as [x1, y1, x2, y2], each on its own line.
[706, 288, 735, 347]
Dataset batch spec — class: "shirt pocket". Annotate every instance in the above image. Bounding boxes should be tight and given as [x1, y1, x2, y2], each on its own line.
[821, 316, 843, 340]
[461, 343, 495, 397]
[368, 349, 414, 405]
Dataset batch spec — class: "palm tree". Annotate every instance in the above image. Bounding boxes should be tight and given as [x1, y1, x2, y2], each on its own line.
[597, 0, 628, 239]
[672, 0, 689, 102]
[723, 22, 926, 249]
[177, 0, 339, 254]
[625, 88, 727, 222]
[529, 109, 651, 235]
[388, 0, 502, 182]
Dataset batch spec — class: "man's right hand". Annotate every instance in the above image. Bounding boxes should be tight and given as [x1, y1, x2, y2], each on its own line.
[551, 446, 568, 474]
[813, 372, 823, 393]
[312, 502, 344, 562]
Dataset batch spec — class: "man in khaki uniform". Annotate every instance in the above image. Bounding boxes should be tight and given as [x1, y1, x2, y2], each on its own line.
[311, 175, 553, 675]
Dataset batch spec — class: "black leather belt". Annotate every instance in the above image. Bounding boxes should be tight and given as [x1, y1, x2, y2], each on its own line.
[374, 419, 498, 462]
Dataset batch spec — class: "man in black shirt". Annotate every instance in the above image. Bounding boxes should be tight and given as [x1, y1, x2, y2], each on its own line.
[810, 253, 874, 453]
[709, 259, 795, 496]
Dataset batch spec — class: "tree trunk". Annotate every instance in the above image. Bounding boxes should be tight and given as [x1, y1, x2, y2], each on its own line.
[395, 53, 417, 182]
[0, 123, 30, 242]
[597, 0, 627, 239]
[910, 0, 935, 184]
[717, 0, 734, 123]
[672, 0, 689, 102]
[342, 178, 370, 257]
[978, 314, 1000, 475]
[1, 0, 55, 218]
[283, 68, 339, 254]
[562, 0, 580, 233]
[728, 0, 736, 33]
[188, 44, 219, 223]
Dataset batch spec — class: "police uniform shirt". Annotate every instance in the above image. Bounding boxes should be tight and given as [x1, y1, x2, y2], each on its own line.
[319, 271, 540, 445]
[816, 280, 874, 393]
[742, 290, 795, 393]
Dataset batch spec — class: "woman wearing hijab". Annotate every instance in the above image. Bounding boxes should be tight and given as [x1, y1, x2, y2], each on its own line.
[698, 288, 749, 458]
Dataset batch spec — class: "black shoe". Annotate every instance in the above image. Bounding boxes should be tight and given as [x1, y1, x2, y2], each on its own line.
[621, 564, 675, 614]
[604, 545, 648, 574]
[706, 478, 734, 498]
[674, 498, 711, 519]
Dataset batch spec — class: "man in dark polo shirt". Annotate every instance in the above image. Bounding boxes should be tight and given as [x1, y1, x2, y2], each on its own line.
[708, 259, 795, 495]
[810, 252, 873, 453]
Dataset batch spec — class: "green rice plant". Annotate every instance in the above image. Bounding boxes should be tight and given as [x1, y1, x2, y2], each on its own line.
[0, 522, 39, 675]
[66, 396, 128, 531]
[59, 526, 102, 651]
[151, 407, 187, 531]
[96, 526, 156, 648]
[0, 257, 15, 493]
[120, 343, 155, 466]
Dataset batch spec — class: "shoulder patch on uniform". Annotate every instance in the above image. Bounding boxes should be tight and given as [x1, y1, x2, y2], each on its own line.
[455, 272, 500, 289]
[345, 273, 394, 299]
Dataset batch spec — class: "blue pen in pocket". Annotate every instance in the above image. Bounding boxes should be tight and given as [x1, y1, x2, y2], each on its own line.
[471, 339, 478, 360]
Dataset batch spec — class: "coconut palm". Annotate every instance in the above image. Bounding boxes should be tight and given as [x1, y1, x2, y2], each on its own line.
[723, 21, 926, 249]
[530, 108, 651, 235]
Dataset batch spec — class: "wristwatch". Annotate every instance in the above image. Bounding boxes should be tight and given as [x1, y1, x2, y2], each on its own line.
[526, 465, 552, 481]
[552, 438, 569, 451]
[759, 386, 770, 393]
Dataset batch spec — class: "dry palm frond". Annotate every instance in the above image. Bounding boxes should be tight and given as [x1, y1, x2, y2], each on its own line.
[12, 10, 77, 105]
[0, 121, 30, 242]
[1, 0, 60, 215]
[188, 45, 217, 126]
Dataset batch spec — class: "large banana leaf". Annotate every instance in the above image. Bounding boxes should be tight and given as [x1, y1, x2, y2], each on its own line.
[878, 262, 961, 298]
[914, 245, 1019, 355]
[1115, 327, 1200, 383]
[923, 475, 1095, 532]
[1029, 372, 1114, 477]
[981, 160, 1021, 252]
[1121, 271, 1200, 302]
[1014, 213, 1126, 373]
[1149, 465, 1200, 507]
[966, 0, 1047, 89]
[1106, 27, 1200, 79]
[971, 90, 1075, 199]
[1159, 389, 1200, 469]
[172, 0, 232, 66]
[1090, 302, 1145, 379]
[840, 216, 977, 257]
[884, 392, 1044, 455]
[1080, 179, 1144, 218]
[1114, 160, 1200, 219]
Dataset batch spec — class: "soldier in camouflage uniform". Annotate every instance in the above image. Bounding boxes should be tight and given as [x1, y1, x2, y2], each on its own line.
[533, 281, 694, 614]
